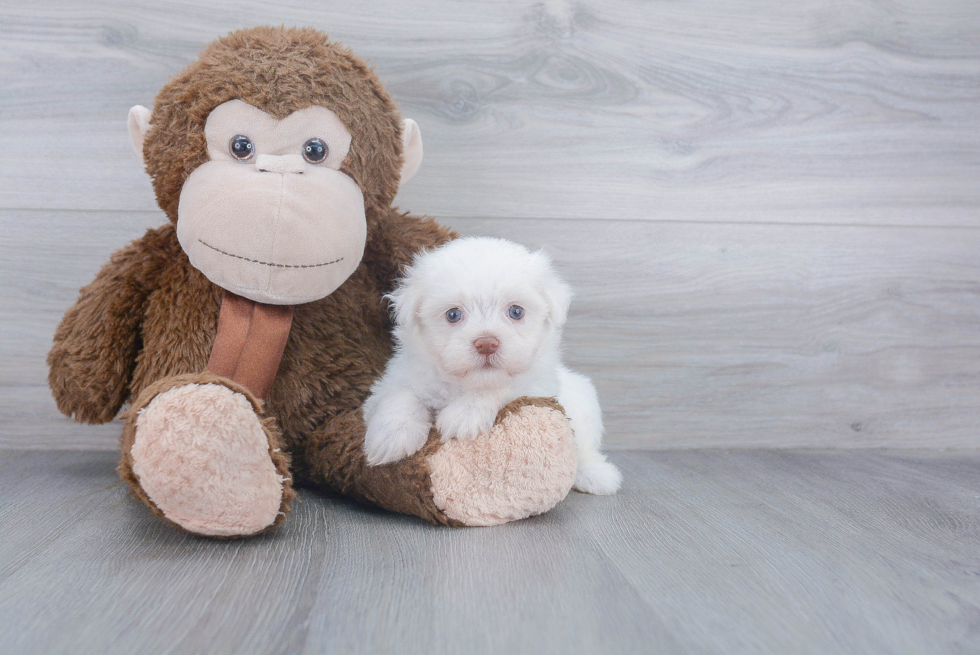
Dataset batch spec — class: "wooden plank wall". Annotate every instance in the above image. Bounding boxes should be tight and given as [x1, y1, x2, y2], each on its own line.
[2, 0, 979, 449]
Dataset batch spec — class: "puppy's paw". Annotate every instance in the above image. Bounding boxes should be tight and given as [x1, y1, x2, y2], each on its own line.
[436, 402, 498, 442]
[364, 415, 431, 466]
[574, 460, 622, 495]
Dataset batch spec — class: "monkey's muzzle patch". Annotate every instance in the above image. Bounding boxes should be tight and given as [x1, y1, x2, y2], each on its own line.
[177, 160, 366, 305]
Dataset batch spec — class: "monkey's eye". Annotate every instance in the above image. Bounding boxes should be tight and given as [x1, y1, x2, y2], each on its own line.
[446, 308, 463, 324]
[303, 138, 328, 164]
[229, 135, 254, 161]
[508, 305, 524, 320]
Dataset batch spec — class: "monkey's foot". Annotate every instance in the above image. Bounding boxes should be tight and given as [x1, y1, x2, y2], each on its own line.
[120, 374, 294, 538]
[427, 397, 578, 526]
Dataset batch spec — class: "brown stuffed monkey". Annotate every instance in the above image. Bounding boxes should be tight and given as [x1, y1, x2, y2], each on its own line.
[47, 26, 578, 537]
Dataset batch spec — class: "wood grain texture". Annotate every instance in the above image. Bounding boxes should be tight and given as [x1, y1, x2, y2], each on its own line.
[2, 449, 979, 654]
[6, 209, 979, 450]
[2, 0, 979, 224]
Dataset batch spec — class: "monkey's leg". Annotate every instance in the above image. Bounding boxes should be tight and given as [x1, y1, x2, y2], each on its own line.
[116, 292, 296, 537]
[118, 373, 295, 538]
[305, 397, 578, 526]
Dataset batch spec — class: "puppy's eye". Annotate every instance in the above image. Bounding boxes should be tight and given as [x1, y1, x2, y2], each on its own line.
[508, 305, 524, 320]
[446, 308, 463, 323]
[303, 138, 328, 164]
[229, 135, 254, 161]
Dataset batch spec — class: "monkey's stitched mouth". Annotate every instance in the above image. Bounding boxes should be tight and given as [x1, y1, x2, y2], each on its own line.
[198, 239, 343, 269]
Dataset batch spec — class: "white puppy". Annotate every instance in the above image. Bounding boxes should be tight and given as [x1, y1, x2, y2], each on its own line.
[362, 237, 621, 495]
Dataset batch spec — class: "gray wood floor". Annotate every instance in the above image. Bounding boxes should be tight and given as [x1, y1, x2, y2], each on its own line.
[2, 449, 980, 654]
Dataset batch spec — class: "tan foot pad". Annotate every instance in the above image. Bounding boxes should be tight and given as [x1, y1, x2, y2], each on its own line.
[428, 401, 578, 526]
[131, 383, 285, 537]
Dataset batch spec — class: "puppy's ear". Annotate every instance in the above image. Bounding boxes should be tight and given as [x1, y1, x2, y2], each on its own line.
[386, 267, 424, 331]
[534, 251, 573, 327]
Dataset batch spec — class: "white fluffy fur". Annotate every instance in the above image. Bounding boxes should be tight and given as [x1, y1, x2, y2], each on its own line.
[363, 237, 621, 495]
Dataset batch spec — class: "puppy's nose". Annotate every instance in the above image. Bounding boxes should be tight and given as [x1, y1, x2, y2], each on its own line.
[474, 336, 499, 356]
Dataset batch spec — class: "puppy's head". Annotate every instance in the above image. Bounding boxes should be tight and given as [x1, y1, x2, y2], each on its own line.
[388, 237, 572, 386]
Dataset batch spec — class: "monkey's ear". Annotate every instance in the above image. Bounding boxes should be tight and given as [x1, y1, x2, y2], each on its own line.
[399, 118, 423, 186]
[127, 105, 152, 157]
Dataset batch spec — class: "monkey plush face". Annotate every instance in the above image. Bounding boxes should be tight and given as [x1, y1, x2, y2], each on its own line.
[126, 26, 424, 305]
[175, 100, 366, 304]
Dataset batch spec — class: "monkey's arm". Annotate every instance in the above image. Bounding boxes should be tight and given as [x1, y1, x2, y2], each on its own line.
[47, 224, 175, 424]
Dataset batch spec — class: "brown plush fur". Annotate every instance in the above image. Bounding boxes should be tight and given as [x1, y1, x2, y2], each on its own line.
[49, 208, 457, 522]
[48, 27, 575, 531]
[48, 27, 461, 525]
[496, 396, 565, 422]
